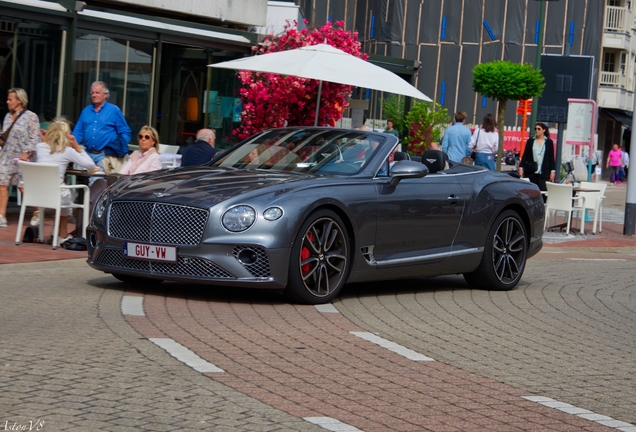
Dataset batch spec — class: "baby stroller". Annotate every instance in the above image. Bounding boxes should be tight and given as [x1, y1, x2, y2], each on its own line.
[560, 160, 575, 184]
[560, 155, 588, 184]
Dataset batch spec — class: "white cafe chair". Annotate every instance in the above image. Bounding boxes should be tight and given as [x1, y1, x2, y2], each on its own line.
[15, 161, 90, 250]
[158, 144, 180, 154]
[544, 182, 584, 235]
[574, 181, 607, 234]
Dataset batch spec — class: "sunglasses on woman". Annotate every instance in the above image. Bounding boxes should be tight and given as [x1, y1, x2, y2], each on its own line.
[138, 134, 153, 140]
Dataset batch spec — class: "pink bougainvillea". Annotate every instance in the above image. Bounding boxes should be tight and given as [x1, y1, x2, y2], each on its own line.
[234, 21, 367, 140]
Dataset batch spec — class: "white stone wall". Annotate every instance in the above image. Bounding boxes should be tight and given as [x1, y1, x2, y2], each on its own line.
[106, 0, 268, 27]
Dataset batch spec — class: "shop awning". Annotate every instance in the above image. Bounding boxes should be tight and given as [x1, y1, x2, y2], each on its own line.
[78, 9, 253, 46]
[602, 108, 634, 129]
[1, 0, 67, 12]
[0, 0, 254, 49]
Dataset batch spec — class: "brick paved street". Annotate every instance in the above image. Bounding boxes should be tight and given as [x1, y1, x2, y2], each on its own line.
[0, 181, 634, 431]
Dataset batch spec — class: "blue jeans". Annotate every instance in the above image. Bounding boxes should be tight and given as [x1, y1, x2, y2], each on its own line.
[474, 152, 495, 170]
[87, 151, 106, 171]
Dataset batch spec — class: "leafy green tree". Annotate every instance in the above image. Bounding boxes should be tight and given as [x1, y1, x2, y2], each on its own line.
[382, 94, 406, 137]
[382, 95, 450, 155]
[472, 60, 545, 171]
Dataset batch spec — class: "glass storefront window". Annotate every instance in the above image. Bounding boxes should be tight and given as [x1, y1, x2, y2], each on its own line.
[73, 32, 154, 141]
[0, 22, 62, 124]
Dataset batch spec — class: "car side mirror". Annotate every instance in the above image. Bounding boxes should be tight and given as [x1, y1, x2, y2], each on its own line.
[389, 161, 429, 186]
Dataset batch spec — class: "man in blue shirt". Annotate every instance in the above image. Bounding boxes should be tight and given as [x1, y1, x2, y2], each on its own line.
[73, 81, 131, 170]
[440, 111, 471, 163]
[181, 129, 219, 167]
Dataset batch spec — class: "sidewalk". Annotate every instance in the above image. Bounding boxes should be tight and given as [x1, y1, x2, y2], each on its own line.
[1, 180, 635, 265]
[0, 203, 87, 264]
[543, 180, 636, 250]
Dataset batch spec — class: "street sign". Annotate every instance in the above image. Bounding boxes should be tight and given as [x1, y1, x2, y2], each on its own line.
[516, 99, 532, 115]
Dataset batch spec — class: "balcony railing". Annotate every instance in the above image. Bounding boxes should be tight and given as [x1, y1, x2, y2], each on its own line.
[605, 6, 627, 32]
[600, 71, 622, 87]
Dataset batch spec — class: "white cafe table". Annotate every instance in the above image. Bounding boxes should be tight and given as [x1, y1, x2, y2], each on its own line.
[160, 153, 182, 168]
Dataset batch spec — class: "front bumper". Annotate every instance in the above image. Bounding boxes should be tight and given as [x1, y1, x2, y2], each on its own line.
[86, 227, 290, 289]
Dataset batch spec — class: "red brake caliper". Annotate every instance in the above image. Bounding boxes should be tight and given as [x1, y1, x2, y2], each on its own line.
[301, 232, 313, 274]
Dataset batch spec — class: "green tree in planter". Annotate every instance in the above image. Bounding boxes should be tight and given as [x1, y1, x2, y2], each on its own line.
[472, 60, 545, 171]
[403, 101, 450, 156]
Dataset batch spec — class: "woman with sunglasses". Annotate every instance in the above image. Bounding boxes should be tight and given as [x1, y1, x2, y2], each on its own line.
[518, 123, 556, 192]
[119, 126, 163, 175]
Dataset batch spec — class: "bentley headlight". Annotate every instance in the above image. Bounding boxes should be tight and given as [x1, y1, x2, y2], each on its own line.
[222, 205, 256, 232]
[94, 192, 110, 220]
[263, 207, 283, 221]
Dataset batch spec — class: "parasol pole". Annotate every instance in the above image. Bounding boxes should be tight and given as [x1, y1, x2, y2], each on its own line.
[314, 80, 323, 126]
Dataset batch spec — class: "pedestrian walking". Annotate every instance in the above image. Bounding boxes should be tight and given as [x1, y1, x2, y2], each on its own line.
[606, 143, 622, 185]
[0, 88, 39, 228]
[620, 146, 629, 181]
[469, 113, 498, 170]
[441, 111, 471, 163]
[518, 123, 556, 194]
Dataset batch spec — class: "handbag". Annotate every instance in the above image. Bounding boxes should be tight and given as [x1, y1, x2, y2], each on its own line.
[22, 225, 39, 243]
[0, 110, 26, 148]
[524, 139, 544, 173]
[470, 129, 480, 160]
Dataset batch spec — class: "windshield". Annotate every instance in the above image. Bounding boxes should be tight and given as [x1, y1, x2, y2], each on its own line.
[212, 129, 386, 175]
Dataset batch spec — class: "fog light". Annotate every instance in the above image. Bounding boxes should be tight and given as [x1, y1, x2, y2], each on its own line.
[237, 249, 258, 264]
[89, 232, 98, 249]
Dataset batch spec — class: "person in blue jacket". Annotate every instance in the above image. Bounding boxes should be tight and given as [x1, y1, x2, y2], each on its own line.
[441, 111, 471, 163]
[73, 81, 131, 171]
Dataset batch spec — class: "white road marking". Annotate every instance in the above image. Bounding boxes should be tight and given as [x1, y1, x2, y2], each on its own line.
[149, 338, 224, 373]
[350, 332, 435, 361]
[304, 416, 363, 431]
[567, 258, 627, 261]
[315, 304, 340, 313]
[121, 295, 145, 316]
[523, 396, 636, 431]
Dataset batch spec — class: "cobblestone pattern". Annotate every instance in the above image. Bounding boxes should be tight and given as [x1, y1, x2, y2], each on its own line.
[337, 256, 636, 427]
[0, 260, 324, 432]
[125, 281, 617, 431]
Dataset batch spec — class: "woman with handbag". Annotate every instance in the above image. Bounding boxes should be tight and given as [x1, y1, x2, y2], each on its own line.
[518, 123, 556, 193]
[0, 88, 40, 228]
[468, 113, 498, 170]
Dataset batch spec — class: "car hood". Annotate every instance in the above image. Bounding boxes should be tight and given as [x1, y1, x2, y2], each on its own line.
[109, 167, 318, 207]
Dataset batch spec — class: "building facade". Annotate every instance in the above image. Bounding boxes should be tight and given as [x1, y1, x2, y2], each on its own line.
[0, 0, 266, 148]
[298, 0, 635, 162]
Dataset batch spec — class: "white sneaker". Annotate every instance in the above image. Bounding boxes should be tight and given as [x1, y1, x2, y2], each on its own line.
[0, 215, 6, 228]
[30, 210, 40, 227]
[57, 235, 73, 247]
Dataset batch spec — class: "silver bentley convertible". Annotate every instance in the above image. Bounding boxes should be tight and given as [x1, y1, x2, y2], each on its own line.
[87, 127, 545, 304]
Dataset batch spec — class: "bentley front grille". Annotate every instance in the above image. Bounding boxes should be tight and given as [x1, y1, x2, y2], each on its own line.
[108, 202, 208, 246]
[95, 249, 235, 279]
[232, 246, 271, 278]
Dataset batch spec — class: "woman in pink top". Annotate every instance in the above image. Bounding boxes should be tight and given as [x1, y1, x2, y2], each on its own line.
[119, 126, 163, 175]
[606, 143, 623, 185]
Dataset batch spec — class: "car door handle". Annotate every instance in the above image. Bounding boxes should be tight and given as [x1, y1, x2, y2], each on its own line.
[447, 195, 461, 204]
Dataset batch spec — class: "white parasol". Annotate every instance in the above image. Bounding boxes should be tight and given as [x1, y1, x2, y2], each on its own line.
[210, 43, 431, 126]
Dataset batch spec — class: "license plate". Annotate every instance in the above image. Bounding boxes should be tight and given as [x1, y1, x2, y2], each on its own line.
[123, 242, 177, 262]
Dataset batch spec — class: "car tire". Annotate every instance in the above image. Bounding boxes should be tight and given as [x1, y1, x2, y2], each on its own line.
[112, 273, 164, 285]
[463, 209, 527, 291]
[285, 209, 350, 304]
